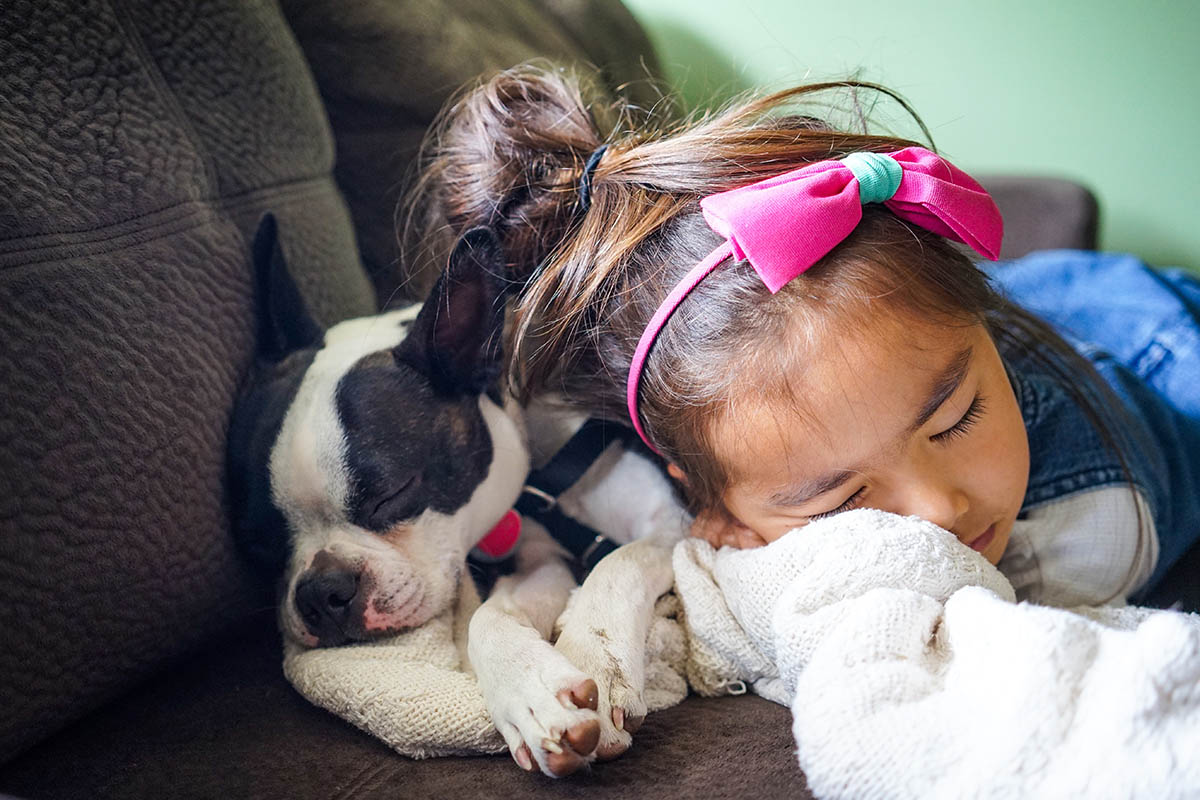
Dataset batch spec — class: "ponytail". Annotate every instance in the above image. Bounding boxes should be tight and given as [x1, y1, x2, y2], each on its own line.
[400, 62, 626, 295]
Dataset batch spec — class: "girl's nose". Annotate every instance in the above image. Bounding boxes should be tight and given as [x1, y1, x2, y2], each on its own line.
[896, 470, 970, 535]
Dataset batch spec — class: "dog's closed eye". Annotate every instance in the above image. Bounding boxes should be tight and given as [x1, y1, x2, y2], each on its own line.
[365, 475, 425, 531]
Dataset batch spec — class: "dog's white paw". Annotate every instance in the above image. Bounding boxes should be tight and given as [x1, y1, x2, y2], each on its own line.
[482, 638, 603, 777]
[554, 623, 647, 761]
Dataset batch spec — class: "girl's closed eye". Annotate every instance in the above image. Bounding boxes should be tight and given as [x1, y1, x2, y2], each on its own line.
[808, 486, 867, 520]
[932, 394, 987, 444]
[807, 394, 987, 522]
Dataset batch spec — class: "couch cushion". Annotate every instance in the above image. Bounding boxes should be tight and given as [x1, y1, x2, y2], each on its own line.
[0, 0, 375, 761]
[979, 175, 1099, 258]
[0, 611, 814, 800]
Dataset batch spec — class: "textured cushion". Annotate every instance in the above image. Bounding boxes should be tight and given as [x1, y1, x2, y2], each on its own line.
[0, 0, 375, 761]
[280, 0, 661, 303]
[979, 175, 1100, 258]
[0, 611, 813, 800]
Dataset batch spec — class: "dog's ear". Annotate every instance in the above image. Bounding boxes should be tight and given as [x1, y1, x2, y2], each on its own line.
[396, 226, 508, 395]
[251, 213, 324, 361]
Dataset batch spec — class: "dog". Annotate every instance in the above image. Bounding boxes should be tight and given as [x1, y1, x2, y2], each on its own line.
[227, 216, 687, 777]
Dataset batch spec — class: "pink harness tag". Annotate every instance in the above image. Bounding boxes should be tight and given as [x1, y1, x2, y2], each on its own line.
[473, 509, 521, 560]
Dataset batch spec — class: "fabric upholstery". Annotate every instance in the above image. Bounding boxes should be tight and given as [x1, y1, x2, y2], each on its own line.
[0, 0, 376, 762]
[0, 611, 811, 800]
[979, 175, 1100, 257]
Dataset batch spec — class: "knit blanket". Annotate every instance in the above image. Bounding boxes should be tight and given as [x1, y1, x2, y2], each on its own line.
[283, 569, 689, 759]
[673, 508, 1200, 799]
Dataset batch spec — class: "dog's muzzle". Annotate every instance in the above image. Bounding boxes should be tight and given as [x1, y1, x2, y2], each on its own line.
[294, 564, 361, 647]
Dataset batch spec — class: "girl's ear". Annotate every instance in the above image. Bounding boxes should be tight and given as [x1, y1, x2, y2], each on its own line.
[395, 227, 509, 396]
[667, 463, 689, 485]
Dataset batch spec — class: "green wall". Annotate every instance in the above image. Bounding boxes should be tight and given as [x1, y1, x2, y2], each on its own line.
[623, 0, 1200, 270]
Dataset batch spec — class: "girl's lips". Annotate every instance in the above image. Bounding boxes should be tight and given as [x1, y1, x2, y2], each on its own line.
[969, 524, 996, 553]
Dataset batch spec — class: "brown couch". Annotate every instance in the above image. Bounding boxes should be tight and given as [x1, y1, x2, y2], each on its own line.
[1, 2, 1196, 798]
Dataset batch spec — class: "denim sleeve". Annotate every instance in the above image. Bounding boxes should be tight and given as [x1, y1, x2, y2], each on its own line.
[988, 250, 1200, 591]
[988, 250, 1200, 419]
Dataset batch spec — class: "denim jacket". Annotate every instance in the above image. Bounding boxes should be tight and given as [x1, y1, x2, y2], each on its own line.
[989, 251, 1200, 594]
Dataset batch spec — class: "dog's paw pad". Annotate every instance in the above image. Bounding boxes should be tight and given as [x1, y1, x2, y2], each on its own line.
[566, 718, 601, 756]
[594, 733, 632, 762]
[542, 738, 588, 777]
[544, 754, 583, 777]
[612, 706, 644, 734]
[592, 704, 641, 760]
[532, 716, 601, 777]
[558, 679, 599, 711]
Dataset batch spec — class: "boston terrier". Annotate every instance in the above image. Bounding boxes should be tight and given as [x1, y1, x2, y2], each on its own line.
[227, 216, 687, 778]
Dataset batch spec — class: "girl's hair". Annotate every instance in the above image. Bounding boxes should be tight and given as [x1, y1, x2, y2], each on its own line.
[403, 62, 1143, 517]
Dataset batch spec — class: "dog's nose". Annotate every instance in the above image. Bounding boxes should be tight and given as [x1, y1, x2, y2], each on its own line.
[294, 568, 360, 645]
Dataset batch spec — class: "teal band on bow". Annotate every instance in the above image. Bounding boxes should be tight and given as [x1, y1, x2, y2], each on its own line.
[841, 152, 903, 204]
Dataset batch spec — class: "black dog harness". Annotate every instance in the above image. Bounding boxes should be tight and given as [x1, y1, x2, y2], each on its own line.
[515, 418, 631, 573]
[466, 419, 652, 595]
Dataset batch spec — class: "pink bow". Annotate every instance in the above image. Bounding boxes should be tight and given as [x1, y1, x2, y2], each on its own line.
[626, 146, 1004, 452]
[700, 146, 1003, 292]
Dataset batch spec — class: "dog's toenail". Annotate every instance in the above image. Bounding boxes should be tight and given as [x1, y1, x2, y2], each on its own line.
[612, 707, 624, 729]
[566, 719, 600, 755]
[515, 744, 534, 771]
[624, 713, 645, 734]
[573, 679, 599, 710]
[542, 738, 564, 755]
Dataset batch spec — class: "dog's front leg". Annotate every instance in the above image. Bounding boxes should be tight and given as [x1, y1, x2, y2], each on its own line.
[553, 536, 675, 760]
[468, 520, 601, 777]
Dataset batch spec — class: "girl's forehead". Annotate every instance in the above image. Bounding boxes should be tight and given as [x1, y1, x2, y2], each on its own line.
[713, 315, 986, 481]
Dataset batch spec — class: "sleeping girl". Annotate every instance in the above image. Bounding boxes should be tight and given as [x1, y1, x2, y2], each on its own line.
[412, 63, 1200, 610]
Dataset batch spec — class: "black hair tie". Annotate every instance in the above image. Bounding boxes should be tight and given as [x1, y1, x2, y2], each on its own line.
[576, 145, 609, 214]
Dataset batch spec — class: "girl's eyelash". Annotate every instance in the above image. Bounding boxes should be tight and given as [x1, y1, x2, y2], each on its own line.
[806, 394, 986, 522]
[809, 486, 866, 520]
[932, 393, 987, 443]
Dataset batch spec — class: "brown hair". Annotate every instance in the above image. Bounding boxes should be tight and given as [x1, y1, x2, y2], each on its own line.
[404, 62, 1142, 517]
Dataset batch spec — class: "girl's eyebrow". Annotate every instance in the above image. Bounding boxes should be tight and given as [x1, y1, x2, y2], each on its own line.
[907, 346, 974, 435]
[768, 469, 856, 507]
[767, 345, 974, 509]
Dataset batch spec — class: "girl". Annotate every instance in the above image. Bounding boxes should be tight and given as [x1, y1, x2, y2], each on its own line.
[408, 64, 1200, 608]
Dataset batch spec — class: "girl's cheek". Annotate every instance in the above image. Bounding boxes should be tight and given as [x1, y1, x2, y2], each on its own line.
[736, 526, 771, 549]
[689, 509, 734, 547]
[690, 508, 773, 549]
[973, 390, 1030, 510]
[754, 522, 793, 545]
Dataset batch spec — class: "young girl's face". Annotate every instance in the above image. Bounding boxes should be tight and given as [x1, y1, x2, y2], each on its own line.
[703, 312, 1030, 566]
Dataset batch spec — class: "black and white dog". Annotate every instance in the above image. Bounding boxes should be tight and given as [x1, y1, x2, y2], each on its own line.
[227, 216, 685, 777]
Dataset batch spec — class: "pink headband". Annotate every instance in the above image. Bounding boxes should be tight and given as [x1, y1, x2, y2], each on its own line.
[625, 146, 1004, 452]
